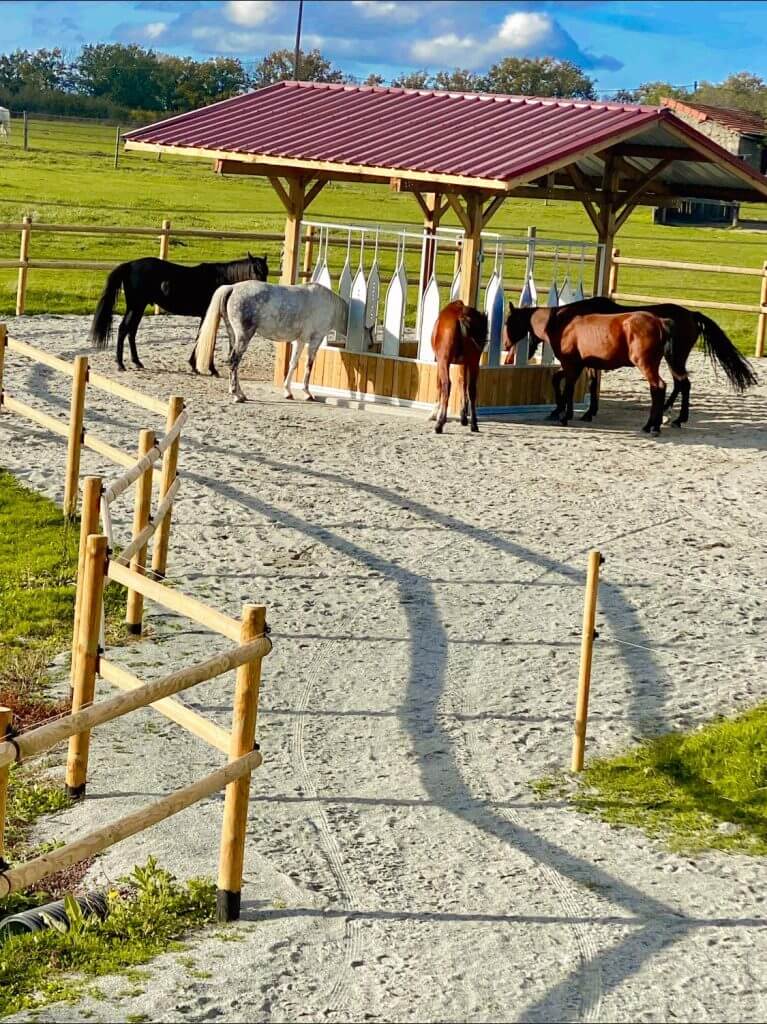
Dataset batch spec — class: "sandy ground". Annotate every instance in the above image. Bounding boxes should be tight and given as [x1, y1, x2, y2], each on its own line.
[1, 314, 767, 1024]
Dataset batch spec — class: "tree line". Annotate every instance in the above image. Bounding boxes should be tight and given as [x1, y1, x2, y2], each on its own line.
[2, 43, 765, 124]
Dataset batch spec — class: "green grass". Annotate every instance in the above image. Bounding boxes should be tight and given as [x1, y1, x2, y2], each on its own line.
[1, 117, 765, 354]
[0, 858, 216, 1018]
[551, 705, 767, 854]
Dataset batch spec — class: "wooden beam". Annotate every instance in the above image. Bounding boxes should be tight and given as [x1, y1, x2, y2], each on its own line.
[614, 158, 673, 232]
[459, 193, 483, 307]
[303, 177, 327, 210]
[410, 190, 431, 220]
[268, 176, 293, 214]
[446, 192, 471, 232]
[612, 143, 711, 162]
[481, 194, 505, 229]
[565, 165, 601, 232]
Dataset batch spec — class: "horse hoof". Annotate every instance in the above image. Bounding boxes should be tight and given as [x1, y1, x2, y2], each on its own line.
[283, 392, 294, 400]
[210, 368, 220, 379]
[190, 366, 199, 376]
[580, 412, 593, 422]
[547, 409, 560, 421]
[471, 424, 479, 433]
[132, 361, 145, 370]
[435, 424, 444, 435]
[651, 427, 661, 436]
[558, 418, 569, 427]
[304, 394, 315, 402]
[116, 364, 126, 373]
[641, 424, 652, 433]
[671, 419, 682, 428]
[233, 394, 247, 404]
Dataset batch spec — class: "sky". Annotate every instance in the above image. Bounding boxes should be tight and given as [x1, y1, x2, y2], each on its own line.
[2, 0, 766, 96]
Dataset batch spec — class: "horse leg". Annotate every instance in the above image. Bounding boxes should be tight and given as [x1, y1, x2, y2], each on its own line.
[115, 312, 131, 372]
[663, 378, 681, 411]
[226, 325, 252, 404]
[127, 307, 146, 369]
[580, 370, 599, 421]
[559, 365, 580, 426]
[302, 336, 322, 401]
[640, 367, 667, 435]
[468, 362, 479, 433]
[460, 366, 470, 427]
[672, 376, 691, 427]
[434, 362, 451, 434]
[282, 340, 304, 400]
[548, 369, 565, 420]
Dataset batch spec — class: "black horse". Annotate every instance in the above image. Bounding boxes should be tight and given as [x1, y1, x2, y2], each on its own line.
[89, 253, 268, 372]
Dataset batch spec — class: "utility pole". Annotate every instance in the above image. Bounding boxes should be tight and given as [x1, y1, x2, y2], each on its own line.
[294, 0, 304, 81]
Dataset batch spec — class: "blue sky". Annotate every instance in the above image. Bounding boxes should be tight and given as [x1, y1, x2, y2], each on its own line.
[2, 1, 766, 95]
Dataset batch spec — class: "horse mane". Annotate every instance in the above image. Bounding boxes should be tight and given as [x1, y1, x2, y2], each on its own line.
[206, 258, 267, 285]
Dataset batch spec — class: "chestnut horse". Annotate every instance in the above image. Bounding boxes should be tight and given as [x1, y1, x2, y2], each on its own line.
[430, 301, 488, 434]
[505, 297, 757, 427]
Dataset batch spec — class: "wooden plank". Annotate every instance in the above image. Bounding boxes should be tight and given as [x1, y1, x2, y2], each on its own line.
[82, 432, 137, 470]
[382, 355, 395, 398]
[2, 395, 69, 438]
[613, 256, 763, 276]
[107, 560, 242, 641]
[88, 371, 169, 416]
[373, 354, 386, 397]
[7, 337, 75, 377]
[611, 292, 764, 314]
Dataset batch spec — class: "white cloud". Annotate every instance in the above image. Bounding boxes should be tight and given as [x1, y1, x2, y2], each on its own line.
[226, 1, 276, 28]
[497, 12, 552, 50]
[144, 20, 167, 40]
[409, 10, 591, 70]
[352, 1, 422, 24]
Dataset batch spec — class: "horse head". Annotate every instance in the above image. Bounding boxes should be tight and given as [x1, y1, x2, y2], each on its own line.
[504, 301, 540, 361]
[247, 252, 269, 281]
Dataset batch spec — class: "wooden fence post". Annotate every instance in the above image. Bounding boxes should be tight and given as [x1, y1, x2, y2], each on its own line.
[0, 706, 11, 859]
[66, 534, 108, 799]
[22, 111, 28, 152]
[16, 215, 31, 316]
[151, 396, 183, 580]
[755, 260, 767, 359]
[155, 219, 171, 314]
[0, 323, 6, 404]
[217, 603, 267, 922]
[63, 355, 88, 519]
[125, 429, 155, 635]
[302, 223, 315, 281]
[71, 476, 103, 695]
[113, 125, 121, 170]
[608, 248, 620, 297]
[571, 550, 603, 772]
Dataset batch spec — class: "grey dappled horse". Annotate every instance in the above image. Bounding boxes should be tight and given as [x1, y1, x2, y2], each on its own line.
[194, 281, 367, 402]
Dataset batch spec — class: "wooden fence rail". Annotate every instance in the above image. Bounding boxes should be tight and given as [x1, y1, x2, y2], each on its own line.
[609, 249, 767, 357]
[0, 520, 272, 920]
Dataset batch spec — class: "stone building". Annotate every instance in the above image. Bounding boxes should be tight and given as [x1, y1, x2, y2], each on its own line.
[655, 97, 767, 225]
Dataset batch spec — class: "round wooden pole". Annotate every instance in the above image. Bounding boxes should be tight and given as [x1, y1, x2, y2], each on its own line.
[151, 396, 184, 580]
[125, 429, 155, 635]
[217, 604, 267, 922]
[608, 248, 620, 297]
[66, 534, 108, 799]
[16, 215, 31, 316]
[755, 260, 767, 359]
[70, 476, 103, 695]
[63, 355, 89, 519]
[0, 706, 11, 859]
[154, 219, 171, 314]
[571, 550, 602, 772]
[0, 323, 7, 405]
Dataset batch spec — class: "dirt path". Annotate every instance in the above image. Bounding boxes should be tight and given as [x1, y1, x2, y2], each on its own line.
[2, 315, 767, 1023]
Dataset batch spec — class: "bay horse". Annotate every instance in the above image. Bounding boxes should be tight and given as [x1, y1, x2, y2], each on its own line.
[430, 300, 488, 434]
[89, 253, 268, 372]
[193, 281, 363, 403]
[504, 297, 757, 427]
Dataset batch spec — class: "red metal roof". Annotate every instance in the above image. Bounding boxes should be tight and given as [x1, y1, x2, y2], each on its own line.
[124, 81, 767, 197]
[125, 81, 662, 183]
[661, 97, 766, 136]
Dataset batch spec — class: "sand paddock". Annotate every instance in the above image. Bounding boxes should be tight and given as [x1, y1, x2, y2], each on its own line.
[2, 314, 767, 1023]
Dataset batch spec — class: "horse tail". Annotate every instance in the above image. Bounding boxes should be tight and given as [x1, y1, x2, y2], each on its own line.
[89, 264, 125, 349]
[694, 312, 758, 392]
[195, 284, 234, 374]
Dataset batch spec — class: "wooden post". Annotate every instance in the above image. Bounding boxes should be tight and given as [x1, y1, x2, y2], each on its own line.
[302, 223, 316, 280]
[151, 396, 184, 579]
[125, 429, 155, 635]
[16, 215, 31, 316]
[63, 355, 88, 519]
[0, 706, 11, 858]
[276, 176, 305, 380]
[217, 603, 267, 921]
[0, 323, 6, 405]
[459, 193, 483, 309]
[154, 219, 171, 315]
[453, 239, 462, 278]
[755, 260, 767, 358]
[66, 534, 108, 799]
[71, 477, 103, 695]
[22, 111, 28, 151]
[571, 550, 603, 772]
[113, 125, 121, 170]
[607, 248, 620, 297]
[421, 192, 443, 295]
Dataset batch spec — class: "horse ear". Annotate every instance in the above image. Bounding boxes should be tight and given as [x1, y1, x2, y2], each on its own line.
[247, 250, 254, 260]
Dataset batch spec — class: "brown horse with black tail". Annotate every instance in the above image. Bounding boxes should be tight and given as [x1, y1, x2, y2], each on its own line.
[504, 297, 757, 428]
[430, 301, 488, 434]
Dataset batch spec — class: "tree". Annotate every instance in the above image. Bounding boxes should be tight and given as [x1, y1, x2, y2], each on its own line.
[0, 48, 68, 94]
[432, 68, 486, 93]
[363, 73, 385, 87]
[695, 72, 767, 115]
[390, 70, 432, 90]
[172, 56, 249, 110]
[484, 57, 596, 100]
[250, 48, 347, 89]
[628, 81, 690, 106]
[76, 44, 165, 109]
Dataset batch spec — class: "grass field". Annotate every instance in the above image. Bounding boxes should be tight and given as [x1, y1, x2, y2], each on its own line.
[1, 115, 766, 354]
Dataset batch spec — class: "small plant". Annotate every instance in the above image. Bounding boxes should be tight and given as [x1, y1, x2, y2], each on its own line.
[0, 858, 216, 1017]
